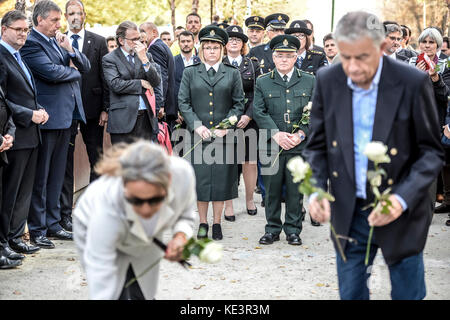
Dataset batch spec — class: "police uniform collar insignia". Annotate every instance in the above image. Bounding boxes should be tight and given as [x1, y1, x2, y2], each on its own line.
[283, 39, 289, 46]
[210, 30, 215, 36]
[232, 27, 238, 32]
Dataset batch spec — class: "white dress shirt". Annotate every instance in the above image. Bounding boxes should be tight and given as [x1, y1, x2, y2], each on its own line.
[67, 28, 85, 53]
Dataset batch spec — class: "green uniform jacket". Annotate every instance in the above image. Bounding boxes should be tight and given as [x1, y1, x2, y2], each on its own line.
[178, 61, 245, 201]
[253, 67, 315, 155]
[178, 62, 244, 132]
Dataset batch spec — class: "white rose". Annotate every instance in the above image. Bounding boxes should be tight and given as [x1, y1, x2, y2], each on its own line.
[228, 115, 238, 126]
[303, 101, 312, 112]
[363, 141, 390, 164]
[370, 174, 382, 187]
[199, 242, 223, 264]
[287, 156, 310, 183]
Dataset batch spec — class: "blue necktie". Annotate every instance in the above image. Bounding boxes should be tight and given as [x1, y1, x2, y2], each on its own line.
[71, 34, 80, 50]
[13, 52, 33, 87]
[232, 60, 238, 67]
[127, 54, 134, 66]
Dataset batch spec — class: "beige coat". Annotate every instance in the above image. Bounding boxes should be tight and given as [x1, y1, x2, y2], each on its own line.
[73, 157, 197, 300]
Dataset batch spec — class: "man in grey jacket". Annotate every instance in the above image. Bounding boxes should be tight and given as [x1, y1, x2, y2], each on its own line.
[102, 21, 160, 144]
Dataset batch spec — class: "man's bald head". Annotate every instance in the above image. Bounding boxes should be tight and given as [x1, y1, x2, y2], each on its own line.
[140, 22, 159, 45]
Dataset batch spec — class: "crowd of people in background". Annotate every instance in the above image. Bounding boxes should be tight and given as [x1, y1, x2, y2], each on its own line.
[0, 1, 449, 295]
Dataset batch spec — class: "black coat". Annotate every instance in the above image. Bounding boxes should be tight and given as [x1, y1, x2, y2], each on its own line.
[0, 45, 41, 150]
[174, 54, 201, 113]
[0, 82, 16, 167]
[78, 30, 110, 119]
[305, 56, 444, 265]
[148, 38, 176, 118]
[249, 43, 274, 75]
[298, 50, 328, 75]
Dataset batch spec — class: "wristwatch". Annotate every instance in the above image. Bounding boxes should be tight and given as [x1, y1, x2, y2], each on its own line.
[142, 61, 150, 67]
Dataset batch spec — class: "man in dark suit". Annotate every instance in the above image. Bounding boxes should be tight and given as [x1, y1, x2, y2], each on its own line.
[306, 12, 444, 300]
[0, 62, 20, 269]
[21, 0, 91, 249]
[0, 10, 48, 260]
[140, 22, 176, 127]
[383, 23, 409, 62]
[102, 21, 160, 144]
[59, 0, 109, 232]
[174, 31, 200, 116]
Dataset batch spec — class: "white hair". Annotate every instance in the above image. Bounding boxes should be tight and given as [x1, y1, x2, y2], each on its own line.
[334, 11, 385, 46]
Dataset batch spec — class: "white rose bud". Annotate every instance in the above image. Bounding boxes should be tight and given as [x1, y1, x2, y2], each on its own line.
[228, 115, 238, 126]
[370, 174, 382, 187]
[199, 242, 223, 264]
[363, 141, 391, 164]
[303, 101, 312, 112]
[287, 156, 310, 183]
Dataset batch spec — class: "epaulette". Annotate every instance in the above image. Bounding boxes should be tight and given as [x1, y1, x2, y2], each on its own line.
[309, 50, 324, 55]
[250, 56, 259, 62]
[298, 69, 315, 77]
[258, 72, 271, 79]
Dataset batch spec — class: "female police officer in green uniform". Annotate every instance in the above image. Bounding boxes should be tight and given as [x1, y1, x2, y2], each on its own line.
[178, 26, 244, 240]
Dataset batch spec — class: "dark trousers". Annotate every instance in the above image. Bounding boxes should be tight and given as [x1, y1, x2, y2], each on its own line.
[118, 265, 145, 300]
[28, 129, 71, 237]
[441, 148, 450, 205]
[336, 199, 426, 300]
[60, 119, 103, 219]
[261, 153, 303, 235]
[0, 147, 38, 245]
[110, 112, 155, 145]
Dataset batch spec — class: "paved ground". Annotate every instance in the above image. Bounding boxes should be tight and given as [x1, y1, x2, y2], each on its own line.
[0, 181, 449, 300]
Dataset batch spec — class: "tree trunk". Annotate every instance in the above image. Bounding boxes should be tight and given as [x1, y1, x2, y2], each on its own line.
[192, 0, 199, 13]
[170, 0, 176, 36]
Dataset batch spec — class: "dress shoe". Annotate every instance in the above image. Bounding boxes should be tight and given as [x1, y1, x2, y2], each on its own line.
[1, 246, 25, 260]
[224, 214, 235, 222]
[47, 229, 73, 240]
[255, 186, 261, 194]
[446, 219, 450, 227]
[60, 216, 73, 232]
[247, 208, 257, 216]
[0, 255, 22, 269]
[197, 223, 209, 239]
[212, 224, 223, 240]
[286, 234, 302, 245]
[31, 235, 55, 249]
[259, 233, 280, 245]
[260, 199, 265, 207]
[310, 217, 321, 227]
[434, 204, 450, 214]
[9, 238, 40, 254]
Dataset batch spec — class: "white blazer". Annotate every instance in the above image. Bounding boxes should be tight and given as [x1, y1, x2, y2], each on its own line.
[73, 157, 197, 300]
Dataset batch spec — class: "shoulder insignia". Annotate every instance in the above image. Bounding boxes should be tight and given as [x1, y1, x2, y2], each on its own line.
[250, 56, 259, 62]
[270, 70, 275, 79]
[307, 54, 311, 60]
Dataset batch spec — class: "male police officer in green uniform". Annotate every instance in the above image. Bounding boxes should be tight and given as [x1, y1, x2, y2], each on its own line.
[253, 35, 315, 245]
[249, 13, 289, 75]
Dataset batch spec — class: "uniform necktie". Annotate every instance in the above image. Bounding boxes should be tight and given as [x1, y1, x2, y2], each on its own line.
[283, 74, 288, 82]
[13, 52, 33, 87]
[71, 34, 80, 50]
[296, 56, 303, 69]
[232, 60, 238, 67]
[207, 67, 216, 78]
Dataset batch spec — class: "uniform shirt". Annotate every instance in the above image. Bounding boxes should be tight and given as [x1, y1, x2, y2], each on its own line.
[277, 68, 294, 83]
[67, 28, 85, 53]
[227, 55, 242, 67]
[204, 61, 221, 73]
[121, 47, 148, 111]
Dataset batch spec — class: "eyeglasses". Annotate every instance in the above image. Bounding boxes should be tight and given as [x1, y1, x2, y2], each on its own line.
[388, 36, 402, 42]
[204, 46, 221, 51]
[6, 26, 29, 35]
[293, 33, 306, 40]
[229, 37, 242, 43]
[125, 195, 166, 206]
[125, 37, 141, 42]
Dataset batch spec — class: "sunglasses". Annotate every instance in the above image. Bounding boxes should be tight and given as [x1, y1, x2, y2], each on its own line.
[125, 195, 166, 206]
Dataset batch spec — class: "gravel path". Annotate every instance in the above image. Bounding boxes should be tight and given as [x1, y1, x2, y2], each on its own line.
[1, 183, 449, 300]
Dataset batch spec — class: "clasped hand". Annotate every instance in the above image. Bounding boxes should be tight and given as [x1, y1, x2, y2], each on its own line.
[273, 130, 305, 150]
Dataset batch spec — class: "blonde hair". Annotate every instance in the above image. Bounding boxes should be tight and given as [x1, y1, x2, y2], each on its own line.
[198, 41, 224, 64]
[95, 140, 171, 192]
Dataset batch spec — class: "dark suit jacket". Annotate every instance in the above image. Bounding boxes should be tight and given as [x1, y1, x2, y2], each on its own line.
[148, 38, 176, 118]
[305, 56, 444, 265]
[77, 30, 109, 119]
[249, 43, 275, 74]
[174, 54, 200, 112]
[20, 29, 91, 130]
[0, 45, 41, 150]
[0, 84, 15, 167]
[102, 47, 161, 134]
